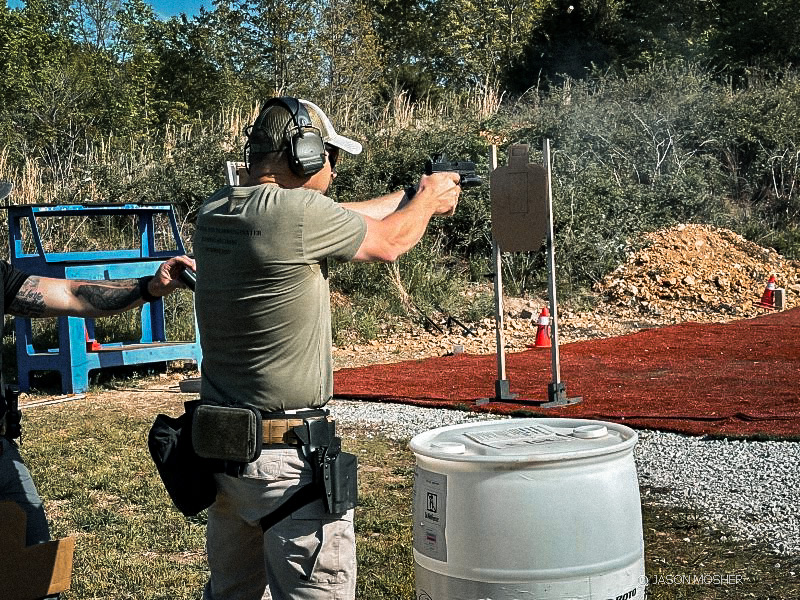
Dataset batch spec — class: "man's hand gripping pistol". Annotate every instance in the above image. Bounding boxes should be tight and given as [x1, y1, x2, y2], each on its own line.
[424, 154, 483, 189]
[404, 153, 483, 211]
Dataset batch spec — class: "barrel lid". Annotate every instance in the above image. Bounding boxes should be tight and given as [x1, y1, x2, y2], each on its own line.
[409, 418, 637, 463]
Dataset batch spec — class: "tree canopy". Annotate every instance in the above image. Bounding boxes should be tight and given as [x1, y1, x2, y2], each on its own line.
[2, 0, 797, 157]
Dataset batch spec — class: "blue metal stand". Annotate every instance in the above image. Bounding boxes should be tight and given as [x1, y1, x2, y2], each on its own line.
[6, 203, 202, 393]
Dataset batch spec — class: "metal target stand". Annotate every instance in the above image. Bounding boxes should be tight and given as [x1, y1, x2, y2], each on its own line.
[478, 140, 581, 408]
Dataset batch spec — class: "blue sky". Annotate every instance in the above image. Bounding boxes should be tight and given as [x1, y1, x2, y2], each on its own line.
[6, 1, 208, 19]
[148, 1, 208, 19]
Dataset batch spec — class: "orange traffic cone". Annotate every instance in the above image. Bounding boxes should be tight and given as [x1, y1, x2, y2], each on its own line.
[534, 307, 551, 348]
[757, 275, 777, 309]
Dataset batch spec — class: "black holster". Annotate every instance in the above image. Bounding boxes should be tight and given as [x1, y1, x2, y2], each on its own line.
[1, 386, 22, 440]
[315, 436, 358, 515]
[259, 417, 358, 532]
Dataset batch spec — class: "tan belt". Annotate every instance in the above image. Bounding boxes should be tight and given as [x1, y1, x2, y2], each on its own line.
[261, 416, 332, 446]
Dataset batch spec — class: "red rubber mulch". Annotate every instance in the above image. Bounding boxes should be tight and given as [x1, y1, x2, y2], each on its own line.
[333, 308, 800, 438]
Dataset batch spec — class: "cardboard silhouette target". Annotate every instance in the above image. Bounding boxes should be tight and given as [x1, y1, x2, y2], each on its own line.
[490, 144, 548, 252]
[0, 501, 75, 599]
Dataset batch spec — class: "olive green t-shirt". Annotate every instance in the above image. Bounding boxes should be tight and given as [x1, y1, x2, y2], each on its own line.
[194, 184, 367, 412]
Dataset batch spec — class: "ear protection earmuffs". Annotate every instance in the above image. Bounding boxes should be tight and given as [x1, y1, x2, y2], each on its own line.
[244, 97, 326, 177]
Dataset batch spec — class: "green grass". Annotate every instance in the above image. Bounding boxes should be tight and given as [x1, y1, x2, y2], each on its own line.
[24, 403, 207, 599]
[640, 500, 800, 599]
[16, 401, 800, 599]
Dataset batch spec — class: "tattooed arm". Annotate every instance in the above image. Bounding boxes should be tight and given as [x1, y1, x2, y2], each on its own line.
[7, 255, 196, 318]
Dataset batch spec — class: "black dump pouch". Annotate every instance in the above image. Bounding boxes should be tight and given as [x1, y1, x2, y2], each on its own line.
[147, 400, 221, 517]
[191, 403, 263, 463]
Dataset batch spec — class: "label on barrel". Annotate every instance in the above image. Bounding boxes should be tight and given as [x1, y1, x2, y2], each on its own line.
[413, 468, 448, 561]
[465, 424, 572, 449]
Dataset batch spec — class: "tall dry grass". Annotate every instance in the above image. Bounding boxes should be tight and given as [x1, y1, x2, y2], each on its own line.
[0, 81, 498, 218]
[367, 78, 503, 135]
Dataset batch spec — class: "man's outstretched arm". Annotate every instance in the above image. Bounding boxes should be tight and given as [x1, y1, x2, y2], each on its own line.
[7, 255, 195, 318]
[350, 172, 461, 263]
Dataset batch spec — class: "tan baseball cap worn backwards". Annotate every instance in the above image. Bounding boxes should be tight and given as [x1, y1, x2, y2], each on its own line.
[299, 99, 363, 156]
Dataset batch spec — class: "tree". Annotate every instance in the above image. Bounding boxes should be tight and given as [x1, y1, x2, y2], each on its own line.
[432, 0, 547, 86]
[505, 0, 627, 92]
[0, 0, 77, 159]
[367, 0, 438, 100]
[368, 0, 547, 97]
[108, 0, 161, 133]
[233, 0, 322, 97]
[69, 0, 121, 50]
[595, 0, 800, 81]
[316, 0, 384, 116]
[701, 0, 800, 79]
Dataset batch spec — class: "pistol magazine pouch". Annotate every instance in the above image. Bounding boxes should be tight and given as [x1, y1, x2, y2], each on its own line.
[191, 404, 263, 463]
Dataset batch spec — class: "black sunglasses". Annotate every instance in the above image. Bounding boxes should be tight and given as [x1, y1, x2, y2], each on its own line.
[325, 143, 340, 172]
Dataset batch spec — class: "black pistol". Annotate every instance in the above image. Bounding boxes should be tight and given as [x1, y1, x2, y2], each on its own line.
[425, 154, 483, 188]
[179, 268, 196, 292]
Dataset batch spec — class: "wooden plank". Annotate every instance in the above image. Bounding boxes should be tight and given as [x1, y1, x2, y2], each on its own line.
[0, 502, 75, 599]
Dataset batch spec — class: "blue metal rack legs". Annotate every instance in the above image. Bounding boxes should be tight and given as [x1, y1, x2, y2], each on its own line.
[6, 203, 202, 394]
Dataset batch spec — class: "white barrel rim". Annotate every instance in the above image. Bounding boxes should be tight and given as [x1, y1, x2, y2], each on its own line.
[409, 417, 638, 464]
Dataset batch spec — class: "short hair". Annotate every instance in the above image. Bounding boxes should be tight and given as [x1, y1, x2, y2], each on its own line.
[249, 147, 288, 173]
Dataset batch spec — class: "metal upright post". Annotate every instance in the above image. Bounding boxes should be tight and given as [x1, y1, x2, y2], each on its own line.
[488, 145, 516, 401]
[542, 138, 565, 402]
[544, 139, 576, 405]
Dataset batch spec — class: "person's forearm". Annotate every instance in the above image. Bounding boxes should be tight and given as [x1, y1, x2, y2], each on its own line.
[341, 190, 409, 220]
[8, 256, 191, 318]
[352, 196, 437, 262]
[350, 173, 459, 263]
[71, 279, 148, 316]
[8, 276, 148, 318]
[382, 196, 440, 254]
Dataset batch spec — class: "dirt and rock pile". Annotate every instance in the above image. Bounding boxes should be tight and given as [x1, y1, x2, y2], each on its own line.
[333, 224, 797, 369]
[593, 223, 800, 320]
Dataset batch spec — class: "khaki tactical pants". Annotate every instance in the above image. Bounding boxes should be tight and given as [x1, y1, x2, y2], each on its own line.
[203, 447, 356, 600]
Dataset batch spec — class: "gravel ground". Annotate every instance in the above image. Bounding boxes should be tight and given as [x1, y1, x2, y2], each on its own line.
[329, 399, 799, 558]
[636, 429, 800, 558]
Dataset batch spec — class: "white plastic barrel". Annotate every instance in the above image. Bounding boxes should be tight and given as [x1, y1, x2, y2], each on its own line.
[409, 418, 645, 600]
